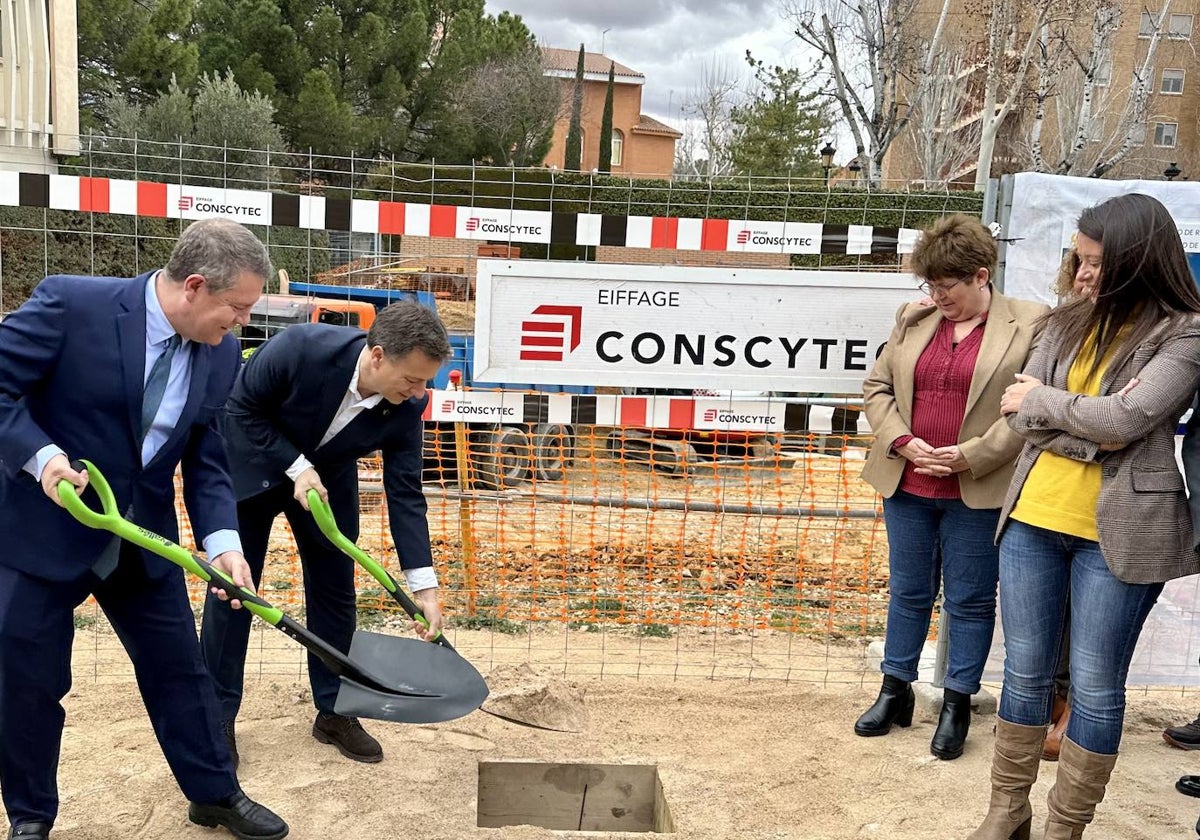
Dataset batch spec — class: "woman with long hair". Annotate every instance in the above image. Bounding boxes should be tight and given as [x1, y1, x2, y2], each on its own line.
[969, 193, 1200, 839]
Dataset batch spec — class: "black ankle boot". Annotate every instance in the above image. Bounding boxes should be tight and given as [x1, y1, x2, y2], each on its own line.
[930, 688, 972, 759]
[854, 674, 915, 737]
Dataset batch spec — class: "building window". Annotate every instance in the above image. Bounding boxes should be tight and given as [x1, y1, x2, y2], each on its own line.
[1132, 123, 1147, 144]
[1085, 114, 1105, 142]
[1094, 55, 1112, 87]
[1169, 14, 1194, 38]
[1154, 122, 1178, 147]
[611, 130, 624, 167]
[1162, 68, 1185, 94]
[1140, 11, 1158, 36]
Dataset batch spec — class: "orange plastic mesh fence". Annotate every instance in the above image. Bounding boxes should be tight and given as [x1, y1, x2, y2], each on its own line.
[165, 425, 886, 631]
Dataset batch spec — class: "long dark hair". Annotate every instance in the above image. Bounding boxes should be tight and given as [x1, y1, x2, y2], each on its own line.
[1051, 193, 1200, 374]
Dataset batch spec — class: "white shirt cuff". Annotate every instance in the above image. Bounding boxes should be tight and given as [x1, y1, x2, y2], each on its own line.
[404, 566, 439, 592]
[23, 444, 65, 481]
[203, 529, 244, 560]
[285, 455, 315, 483]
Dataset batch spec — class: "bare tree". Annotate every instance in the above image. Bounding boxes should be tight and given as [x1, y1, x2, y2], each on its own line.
[779, 0, 952, 185]
[674, 58, 742, 178]
[1027, 1, 1172, 178]
[972, 0, 1066, 189]
[906, 45, 982, 184]
[446, 49, 564, 167]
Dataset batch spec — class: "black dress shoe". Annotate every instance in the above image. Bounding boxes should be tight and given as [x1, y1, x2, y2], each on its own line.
[1177, 775, 1200, 798]
[222, 719, 239, 771]
[8, 823, 50, 840]
[854, 674, 915, 737]
[930, 688, 972, 760]
[188, 792, 288, 840]
[312, 712, 383, 762]
[1164, 715, 1200, 750]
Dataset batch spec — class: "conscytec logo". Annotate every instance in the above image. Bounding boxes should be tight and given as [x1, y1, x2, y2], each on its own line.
[467, 217, 543, 236]
[178, 194, 263, 218]
[465, 217, 480, 231]
[702, 409, 779, 425]
[736, 230, 751, 244]
[520, 305, 582, 362]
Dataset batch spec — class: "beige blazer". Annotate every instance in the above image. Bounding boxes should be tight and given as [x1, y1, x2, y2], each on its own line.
[999, 313, 1200, 584]
[860, 290, 1050, 509]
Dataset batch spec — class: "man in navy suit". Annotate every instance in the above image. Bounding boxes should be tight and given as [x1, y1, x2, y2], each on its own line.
[0, 219, 288, 840]
[201, 301, 450, 764]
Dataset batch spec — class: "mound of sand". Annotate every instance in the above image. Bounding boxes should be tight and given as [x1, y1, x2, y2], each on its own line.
[480, 663, 590, 732]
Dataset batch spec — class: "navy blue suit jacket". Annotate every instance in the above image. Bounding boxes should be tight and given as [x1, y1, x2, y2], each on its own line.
[222, 323, 434, 572]
[0, 272, 241, 582]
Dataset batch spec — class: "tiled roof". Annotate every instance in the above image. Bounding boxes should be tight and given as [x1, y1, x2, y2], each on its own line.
[632, 114, 682, 138]
[541, 47, 643, 80]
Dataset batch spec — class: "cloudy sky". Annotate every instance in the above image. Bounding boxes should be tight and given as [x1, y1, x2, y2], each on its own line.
[481, 0, 809, 127]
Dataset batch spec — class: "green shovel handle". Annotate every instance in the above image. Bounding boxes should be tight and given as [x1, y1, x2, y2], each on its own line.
[58, 459, 283, 624]
[307, 489, 446, 646]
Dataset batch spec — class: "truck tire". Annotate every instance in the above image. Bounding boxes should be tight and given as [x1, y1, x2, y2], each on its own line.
[532, 423, 575, 481]
[474, 425, 532, 490]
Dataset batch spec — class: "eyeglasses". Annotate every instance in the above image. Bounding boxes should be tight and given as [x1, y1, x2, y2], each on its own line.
[917, 275, 973, 297]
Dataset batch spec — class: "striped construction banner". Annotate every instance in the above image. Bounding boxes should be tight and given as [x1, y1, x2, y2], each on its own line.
[421, 391, 871, 434]
[3, 170, 922, 256]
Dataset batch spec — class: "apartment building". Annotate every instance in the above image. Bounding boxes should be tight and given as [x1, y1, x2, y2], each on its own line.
[0, 0, 79, 171]
[884, 0, 1200, 185]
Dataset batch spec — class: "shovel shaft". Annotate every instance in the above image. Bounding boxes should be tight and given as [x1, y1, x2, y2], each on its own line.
[57, 459, 432, 699]
[307, 490, 453, 650]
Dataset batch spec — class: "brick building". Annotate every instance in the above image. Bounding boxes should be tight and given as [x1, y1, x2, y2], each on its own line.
[540, 47, 681, 178]
[884, 0, 1200, 184]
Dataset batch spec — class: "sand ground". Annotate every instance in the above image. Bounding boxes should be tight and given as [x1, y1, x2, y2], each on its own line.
[33, 626, 1200, 840]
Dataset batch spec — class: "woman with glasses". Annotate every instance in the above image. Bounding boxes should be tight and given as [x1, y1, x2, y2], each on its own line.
[969, 193, 1200, 839]
[858, 214, 1049, 760]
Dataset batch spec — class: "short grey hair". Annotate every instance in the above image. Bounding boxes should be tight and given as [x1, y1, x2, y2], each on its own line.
[164, 219, 272, 292]
[367, 300, 452, 361]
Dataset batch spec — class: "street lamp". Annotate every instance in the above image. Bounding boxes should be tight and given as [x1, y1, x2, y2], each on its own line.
[1165, 162, 1182, 181]
[848, 159, 863, 185]
[820, 142, 836, 186]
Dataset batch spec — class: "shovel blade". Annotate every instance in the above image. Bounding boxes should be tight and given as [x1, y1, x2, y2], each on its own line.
[333, 630, 489, 724]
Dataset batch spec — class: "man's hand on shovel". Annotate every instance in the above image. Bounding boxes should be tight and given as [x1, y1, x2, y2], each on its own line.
[412, 588, 444, 641]
[211, 551, 253, 610]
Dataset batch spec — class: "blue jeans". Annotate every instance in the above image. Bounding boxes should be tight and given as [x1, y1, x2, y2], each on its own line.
[880, 491, 1002, 695]
[998, 520, 1163, 755]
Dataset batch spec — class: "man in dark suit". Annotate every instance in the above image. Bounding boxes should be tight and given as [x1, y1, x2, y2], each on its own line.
[0, 219, 288, 839]
[201, 301, 450, 764]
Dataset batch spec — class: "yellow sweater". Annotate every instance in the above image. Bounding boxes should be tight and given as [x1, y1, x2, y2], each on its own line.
[1010, 338, 1115, 541]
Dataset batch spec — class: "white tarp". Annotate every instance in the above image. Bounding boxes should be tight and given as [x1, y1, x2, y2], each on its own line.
[1003, 171, 1200, 304]
[473, 260, 918, 393]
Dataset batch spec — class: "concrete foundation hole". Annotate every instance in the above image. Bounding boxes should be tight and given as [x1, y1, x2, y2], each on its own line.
[477, 761, 675, 833]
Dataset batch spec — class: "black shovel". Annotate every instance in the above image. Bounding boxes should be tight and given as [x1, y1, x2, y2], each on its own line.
[58, 459, 488, 724]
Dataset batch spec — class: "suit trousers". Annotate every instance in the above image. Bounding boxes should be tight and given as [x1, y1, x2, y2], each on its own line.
[201, 472, 359, 719]
[0, 545, 238, 827]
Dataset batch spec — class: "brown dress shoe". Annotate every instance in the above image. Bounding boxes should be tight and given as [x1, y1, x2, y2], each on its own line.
[1042, 701, 1071, 761]
[312, 712, 383, 763]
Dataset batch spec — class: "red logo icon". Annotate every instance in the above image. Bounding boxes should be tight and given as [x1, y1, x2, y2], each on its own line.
[441, 400, 454, 413]
[520, 305, 583, 362]
[179, 196, 194, 211]
[465, 217, 480, 231]
[703, 409, 718, 422]
[736, 230, 750, 244]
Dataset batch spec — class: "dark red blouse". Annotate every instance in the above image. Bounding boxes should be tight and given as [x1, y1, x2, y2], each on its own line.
[893, 315, 986, 499]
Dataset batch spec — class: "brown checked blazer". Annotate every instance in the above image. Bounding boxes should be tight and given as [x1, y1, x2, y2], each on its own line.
[999, 313, 1200, 584]
[861, 290, 1051, 510]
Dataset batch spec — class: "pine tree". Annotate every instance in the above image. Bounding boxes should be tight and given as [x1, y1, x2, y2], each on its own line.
[598, 62, 615, 173]
[564, 43, 585, 170]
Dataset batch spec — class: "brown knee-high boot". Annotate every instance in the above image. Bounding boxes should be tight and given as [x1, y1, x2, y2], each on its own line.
[967, 719, 1046, 840]
[1042, 736, 1117, 839]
